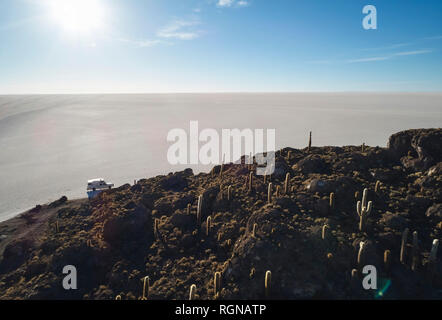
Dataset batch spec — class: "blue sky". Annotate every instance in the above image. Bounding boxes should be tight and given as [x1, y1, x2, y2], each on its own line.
[0, 0, 441, 93]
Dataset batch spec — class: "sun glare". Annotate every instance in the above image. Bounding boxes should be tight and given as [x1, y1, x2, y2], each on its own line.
[47, 0, 106, 36]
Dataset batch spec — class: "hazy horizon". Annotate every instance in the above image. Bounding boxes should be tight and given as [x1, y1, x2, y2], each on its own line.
[1, 92, 441, 222]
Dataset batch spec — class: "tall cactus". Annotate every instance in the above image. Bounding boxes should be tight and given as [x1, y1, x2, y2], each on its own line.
[154, 218, 159, 240]
[356, 188, 372, 231]
[248, 171, 253, 193]
[429, 239, 439, 277]
[206, 216, 212, 237]
[384, 250, 391, 273]
[400, 228, 409, 264]
[276, 186, 281, 198]
[267, 183, 273, 204]
[329, 192, 335, 209]
[197, 195, 203, 226]
[227, 185, 233, 201]
[357, 241, 366, 265]
[265, 270, 272, 298]
[214, 272, 222, 299]
[142, 276, 150, 300]
[411, 231, 419, 271]
[322, 224, 329, 240]
[252, 223, 258, 237]
[375, 180, 381, 193]
[429, 239, 439, 263]
[284, 173, 290, 195]
[189, 284, 197, 300]
[308, 131, 312, 152]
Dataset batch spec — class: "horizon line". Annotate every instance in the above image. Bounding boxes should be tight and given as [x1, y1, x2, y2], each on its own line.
[1, 90, 442, 96]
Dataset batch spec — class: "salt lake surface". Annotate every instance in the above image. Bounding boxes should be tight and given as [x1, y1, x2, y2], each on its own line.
[0, 93, 441, 221]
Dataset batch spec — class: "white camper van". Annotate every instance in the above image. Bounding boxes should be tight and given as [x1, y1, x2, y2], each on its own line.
[87, 178, 114, 191]
[87, 178, 114, 199]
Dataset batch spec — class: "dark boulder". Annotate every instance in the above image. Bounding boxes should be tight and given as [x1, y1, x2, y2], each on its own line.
[388, 129, 442, 171]
[102, 205, 154, 248]
[294, 155, 329, 174]
[1, 239, 34, 271]
[160, 172, 188, 191]
[170, 212, 195, 231]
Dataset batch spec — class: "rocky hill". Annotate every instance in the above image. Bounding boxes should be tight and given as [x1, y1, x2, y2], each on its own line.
[0, 128, 440, 300]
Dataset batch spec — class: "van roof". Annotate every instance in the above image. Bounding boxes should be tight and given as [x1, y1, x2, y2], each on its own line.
[88, 178, 104, 183]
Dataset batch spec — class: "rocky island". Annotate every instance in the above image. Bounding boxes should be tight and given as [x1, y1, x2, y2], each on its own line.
[0, 128, 440, 300]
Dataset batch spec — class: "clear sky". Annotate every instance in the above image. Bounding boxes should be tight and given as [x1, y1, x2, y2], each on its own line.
[0, 0, 441, 93]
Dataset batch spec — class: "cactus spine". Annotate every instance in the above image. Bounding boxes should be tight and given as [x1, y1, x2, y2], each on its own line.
[284, 173, 290, 195]
[142, 276, 150, 300]
[400, 228, 409, 264]
[356, 188, 372, 231]
[189, 284, 197, 300]
[265, 270, 272, 298]
[214, 272, 222, 299]
[267, 183, 273, 204]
